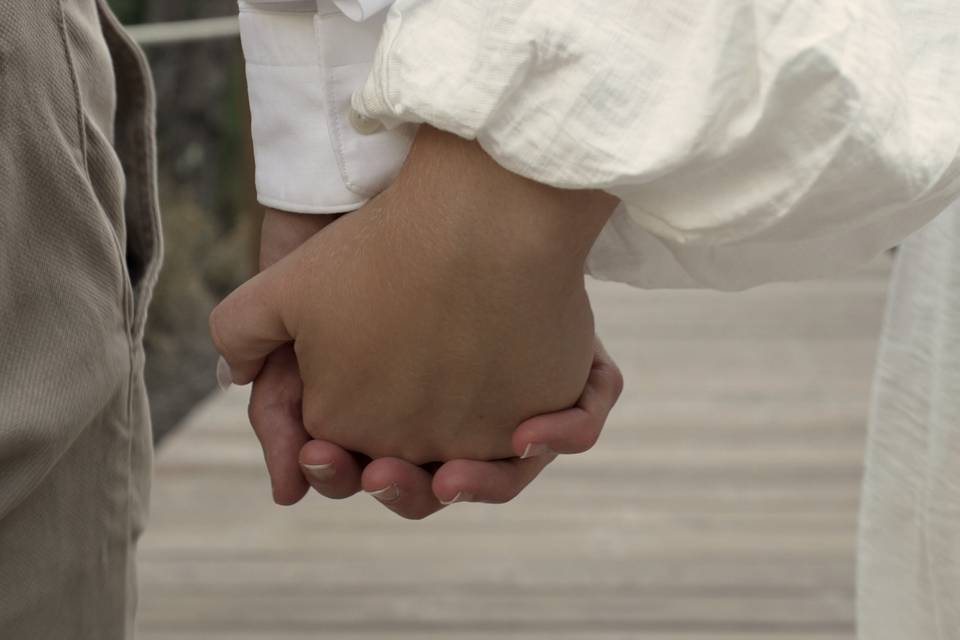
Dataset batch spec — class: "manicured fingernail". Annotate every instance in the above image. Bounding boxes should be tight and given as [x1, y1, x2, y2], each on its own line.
[301, 462, 336, 483]
[216, 356, 233, 391]
[439, 491, 475, 505]
[520, 443, 552, 459]
[367, 484, 400, 503]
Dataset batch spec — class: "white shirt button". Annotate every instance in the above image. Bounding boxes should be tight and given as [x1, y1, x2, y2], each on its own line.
[348, 107, 383, 135]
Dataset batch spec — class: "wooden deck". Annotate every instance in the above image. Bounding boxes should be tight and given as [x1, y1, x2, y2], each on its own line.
[136, 258, 891, 640]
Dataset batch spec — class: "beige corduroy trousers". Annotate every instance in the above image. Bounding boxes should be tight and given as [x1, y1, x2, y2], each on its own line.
[0, 1, 161, 637]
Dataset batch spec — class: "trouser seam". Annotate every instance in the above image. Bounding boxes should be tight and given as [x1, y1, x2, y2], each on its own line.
[98, 1, 163, 340]
[57, 0, 89, 175]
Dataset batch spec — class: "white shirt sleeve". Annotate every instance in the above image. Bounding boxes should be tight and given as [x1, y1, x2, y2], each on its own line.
[238, 0, 414, 214]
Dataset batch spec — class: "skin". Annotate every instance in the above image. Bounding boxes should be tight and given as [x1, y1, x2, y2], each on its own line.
[217, 127, 624, 518]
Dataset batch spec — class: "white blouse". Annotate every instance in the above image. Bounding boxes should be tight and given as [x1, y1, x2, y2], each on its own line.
[238, 0, 960, 290]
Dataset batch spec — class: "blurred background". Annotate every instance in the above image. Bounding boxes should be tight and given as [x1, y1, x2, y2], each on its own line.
[110, 0, 258, 442]
[113, 2, 887, 639]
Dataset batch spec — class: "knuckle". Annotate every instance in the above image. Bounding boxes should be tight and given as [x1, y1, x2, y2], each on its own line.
[300, 398, 329, 437]
[488, 487, 520, 505]
[610, 366, 625, 399]
[248, 382, 273, 421]
[574, 426, 602, 452]
[247, 397, 277, 429]
[596, 360, 625, 402]
[246, 397, 285, 442]
[552, 423, 599, 454]
[302, 405, 351, 445]
[246, 399, 261, 427]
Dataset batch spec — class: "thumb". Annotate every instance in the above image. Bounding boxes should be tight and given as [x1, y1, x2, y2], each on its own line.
[209, 267, 293, 385]
[512, 336, 623, 457]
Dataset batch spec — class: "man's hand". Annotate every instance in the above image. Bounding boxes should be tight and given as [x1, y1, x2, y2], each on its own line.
[215, 125, 617, 466]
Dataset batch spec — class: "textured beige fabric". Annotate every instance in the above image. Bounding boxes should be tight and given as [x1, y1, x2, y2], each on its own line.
[0, 1, 161, 637]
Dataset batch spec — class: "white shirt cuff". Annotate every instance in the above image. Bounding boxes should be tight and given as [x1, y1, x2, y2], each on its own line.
[238, 0, 413, 214]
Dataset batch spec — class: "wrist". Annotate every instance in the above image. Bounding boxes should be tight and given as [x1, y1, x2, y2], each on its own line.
[382, 126, 618, 275]
[260, 208, 341, 271]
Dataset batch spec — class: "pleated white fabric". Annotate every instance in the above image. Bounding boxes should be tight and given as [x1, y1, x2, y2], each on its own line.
[354, 0, 960, 289]
[858, 200, 960, 640]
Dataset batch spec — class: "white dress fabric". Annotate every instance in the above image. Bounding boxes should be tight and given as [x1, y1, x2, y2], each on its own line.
[858, 200, 960, 640]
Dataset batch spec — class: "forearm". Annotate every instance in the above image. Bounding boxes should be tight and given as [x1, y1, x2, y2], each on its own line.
[384, 127, 617, 272]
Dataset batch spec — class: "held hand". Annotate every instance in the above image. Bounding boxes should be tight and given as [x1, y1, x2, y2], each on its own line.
[212, 126, 617, 465]
[247, 210, 623, 514]
[249, 327, 623, 515]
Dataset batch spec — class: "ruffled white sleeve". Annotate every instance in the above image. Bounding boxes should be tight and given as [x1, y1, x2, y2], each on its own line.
[354, 0, 960, 289]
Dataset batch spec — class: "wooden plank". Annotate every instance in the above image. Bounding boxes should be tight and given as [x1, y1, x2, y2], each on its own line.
[136, 259, 890, 639]
[139, 633, 854, 640]
[137, 591, 855, 633]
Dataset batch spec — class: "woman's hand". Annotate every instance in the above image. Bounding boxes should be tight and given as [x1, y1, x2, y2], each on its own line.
[245, 208, 622, 518]
[212, 127, 617, 465]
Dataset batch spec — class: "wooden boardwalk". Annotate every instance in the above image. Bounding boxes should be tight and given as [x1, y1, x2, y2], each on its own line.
[137, 258, 891, 640]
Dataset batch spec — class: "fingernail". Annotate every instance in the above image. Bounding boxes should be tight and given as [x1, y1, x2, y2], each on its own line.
[439, 491, 475, 505]
[367, 484, 400, 504]
[520, 443, 552, 459]
[301, 462, 336, 483]
[216, 356, 233, 391]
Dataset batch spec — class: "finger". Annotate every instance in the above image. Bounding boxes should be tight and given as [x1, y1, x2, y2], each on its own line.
[512, 337, 623, 457]
[247, 345, 311, 505]
[432, 453, 558, 505]
[209, 267, 293, 385]
[299, 440, 364, 500]
[361, 458, 446, 520]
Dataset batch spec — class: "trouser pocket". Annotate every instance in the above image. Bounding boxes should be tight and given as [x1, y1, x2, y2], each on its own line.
[98, 0, 163, 338]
